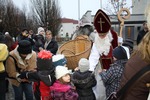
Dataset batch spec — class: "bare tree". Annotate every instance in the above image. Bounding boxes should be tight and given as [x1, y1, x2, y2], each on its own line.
[2, 0, 28, 37]
[0, 0, 38, 37]
[103, 0, 133, 15]
[30, 0, 61, 36]
[0, 0, 8, 32]
[101, 0, 134, 35]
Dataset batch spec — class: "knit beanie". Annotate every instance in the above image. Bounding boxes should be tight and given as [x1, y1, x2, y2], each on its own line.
[5, 32, 9, 35]
[37, 50, 53, 71]
[38, 27, 45, 35]
[113, 46, 128, 60]
[78, 58, 89, 72]
[17, 40, 32, 54]
[0, 44, 8, 72]
[52, 54, 67, 67]
[55, 66, 70, 79]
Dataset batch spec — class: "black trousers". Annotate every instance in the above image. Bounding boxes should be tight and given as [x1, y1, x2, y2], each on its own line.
[0, 79, 6, 100]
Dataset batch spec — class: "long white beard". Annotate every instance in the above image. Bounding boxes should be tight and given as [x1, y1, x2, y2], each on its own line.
[94, 32, 112, 56]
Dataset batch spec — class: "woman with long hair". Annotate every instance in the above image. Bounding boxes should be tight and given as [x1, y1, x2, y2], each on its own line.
[118, 30, 150, 100]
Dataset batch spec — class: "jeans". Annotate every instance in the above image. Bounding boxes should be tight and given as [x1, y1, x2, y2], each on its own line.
[0, 79, 6, 100]
[12, 82, 33, 100]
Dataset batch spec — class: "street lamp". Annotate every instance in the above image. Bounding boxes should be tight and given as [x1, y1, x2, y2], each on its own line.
[100, 0, 102, 9]
[78, 0, 80, 24]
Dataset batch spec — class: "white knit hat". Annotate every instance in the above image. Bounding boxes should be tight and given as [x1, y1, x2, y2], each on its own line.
[78, 58, 89, 72]
[5, 32, 9, 35]
[37, 27, 45, 35]
[52, 54, 67, 67]
[55, 66, 70, 79]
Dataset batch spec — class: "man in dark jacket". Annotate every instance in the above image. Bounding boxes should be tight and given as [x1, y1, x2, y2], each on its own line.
[137, 22, 148, 45]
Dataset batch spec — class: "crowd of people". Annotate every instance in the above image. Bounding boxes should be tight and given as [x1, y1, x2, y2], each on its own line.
[0, 6, 150, 100]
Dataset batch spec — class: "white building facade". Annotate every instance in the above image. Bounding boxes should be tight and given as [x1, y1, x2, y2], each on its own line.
[58, 18, 78, 38]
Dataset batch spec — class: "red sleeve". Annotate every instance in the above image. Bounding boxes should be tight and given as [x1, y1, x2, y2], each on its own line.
[10, 42, 18, 51]
[110, 29, 118, 49]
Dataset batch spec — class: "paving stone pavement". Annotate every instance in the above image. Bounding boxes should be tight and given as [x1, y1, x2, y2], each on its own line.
[6, 83, 15, 100]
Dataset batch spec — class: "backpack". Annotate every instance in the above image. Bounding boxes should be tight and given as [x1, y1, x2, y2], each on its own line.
[0, 44, 8, 72]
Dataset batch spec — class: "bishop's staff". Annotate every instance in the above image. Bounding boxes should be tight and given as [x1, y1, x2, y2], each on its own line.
[117, 8, 130, 37]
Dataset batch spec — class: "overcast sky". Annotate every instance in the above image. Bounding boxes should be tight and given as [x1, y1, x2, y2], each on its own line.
[12, 0, 132, 20]
[59, 0, 102, 20]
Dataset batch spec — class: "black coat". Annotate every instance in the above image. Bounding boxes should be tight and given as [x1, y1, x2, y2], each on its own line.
[45, 38, 58, 55]
[136, 29, 148, 45]
[71, 71, 97, 100]
[27, 68, 56, 100]
[27, 68, 56, 86]
[33, 34, 45, 52]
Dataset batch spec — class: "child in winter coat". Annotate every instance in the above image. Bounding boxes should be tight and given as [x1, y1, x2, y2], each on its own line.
[71, 58, 97, 100]
[19, 50, 56, 100]
[99, 46, 130, 98]
[33, 50, 56, 100]
[50, 66, 78, 100]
